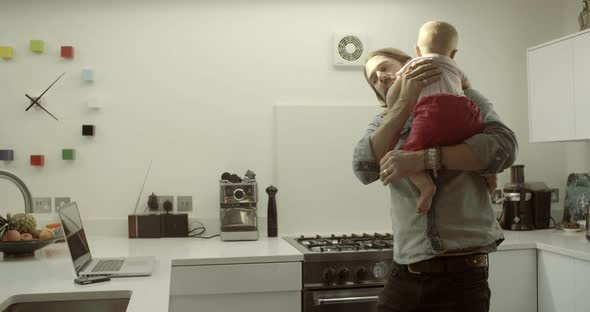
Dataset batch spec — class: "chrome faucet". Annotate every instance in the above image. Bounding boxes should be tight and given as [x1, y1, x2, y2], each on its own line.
[0, 170, 33, 213]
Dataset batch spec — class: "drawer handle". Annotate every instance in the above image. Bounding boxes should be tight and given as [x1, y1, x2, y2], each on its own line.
[316, 295, 379, 305]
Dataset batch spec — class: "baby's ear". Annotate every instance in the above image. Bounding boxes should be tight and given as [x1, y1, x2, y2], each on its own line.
[415, 45, 422, 57]
[450, 49, 458, 59]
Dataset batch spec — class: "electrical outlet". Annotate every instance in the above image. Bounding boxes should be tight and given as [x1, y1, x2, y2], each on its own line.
[157, 195, 174, 212]
[550, 188, 560, 203]
[54, 197, 71, 209]
[177, 196, 193, 212]
[32, 197, 52, 213]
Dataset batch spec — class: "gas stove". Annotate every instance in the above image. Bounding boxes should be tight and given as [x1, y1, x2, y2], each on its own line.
[284, 233, 394, 289]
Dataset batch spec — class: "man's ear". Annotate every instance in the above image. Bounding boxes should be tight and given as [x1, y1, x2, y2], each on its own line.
[415, 45, 422, 57]
[450, 49, 458, 59]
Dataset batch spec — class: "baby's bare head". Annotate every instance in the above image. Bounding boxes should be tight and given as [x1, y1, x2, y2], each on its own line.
[417, 21, 458, 56]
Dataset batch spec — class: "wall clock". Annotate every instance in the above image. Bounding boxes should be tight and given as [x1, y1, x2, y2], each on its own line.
[24, 72, 65, 121]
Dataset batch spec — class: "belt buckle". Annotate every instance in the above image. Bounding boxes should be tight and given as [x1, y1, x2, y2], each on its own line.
[407, 263, 422, 274]
[465, 254, 488, 267]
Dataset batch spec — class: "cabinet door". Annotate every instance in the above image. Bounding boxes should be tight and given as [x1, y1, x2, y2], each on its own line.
[538, 250, 575, 312]
[488, 249, 537, 312]
[573, 32, 590, 139]
[528, 39, 575, 142]
[574, 258, 590, 312]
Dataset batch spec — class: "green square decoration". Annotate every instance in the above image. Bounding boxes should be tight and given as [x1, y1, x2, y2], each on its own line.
[30, 40, 44, 53]
[62, 149, 76, 160]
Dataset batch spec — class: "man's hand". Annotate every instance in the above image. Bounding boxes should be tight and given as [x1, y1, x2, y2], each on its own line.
[379, 150, 425, 185]
[484, 175, 497, 194]
[461, 74, 472, 90]
[395, 60, 442, 109]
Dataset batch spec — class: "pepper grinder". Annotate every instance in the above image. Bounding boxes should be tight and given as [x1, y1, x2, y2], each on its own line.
[266, 185, 278, 237]
[580, 0, 589, 31]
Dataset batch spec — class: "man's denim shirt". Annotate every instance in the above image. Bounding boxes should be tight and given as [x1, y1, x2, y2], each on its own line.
[352, 88, 518, 264]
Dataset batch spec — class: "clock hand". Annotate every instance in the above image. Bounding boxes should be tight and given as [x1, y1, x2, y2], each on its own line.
[25, 72, 66, 111]
[25, 94, 59, 121]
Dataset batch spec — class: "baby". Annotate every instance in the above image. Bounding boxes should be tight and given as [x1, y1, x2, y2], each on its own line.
[392, 21, 485, 215]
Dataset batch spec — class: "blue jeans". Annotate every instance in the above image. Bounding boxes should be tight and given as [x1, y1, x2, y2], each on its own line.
[377, 261, 491, 312]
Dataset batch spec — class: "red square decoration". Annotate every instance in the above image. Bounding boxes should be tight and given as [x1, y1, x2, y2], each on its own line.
[30, 155, 45, 166]
[61, 46, 74, 59]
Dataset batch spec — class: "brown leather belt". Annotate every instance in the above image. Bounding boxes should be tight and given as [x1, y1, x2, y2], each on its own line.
[398, 254, 489, 274]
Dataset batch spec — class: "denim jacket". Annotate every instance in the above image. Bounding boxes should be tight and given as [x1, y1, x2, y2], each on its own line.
[352, 88, 518, 264]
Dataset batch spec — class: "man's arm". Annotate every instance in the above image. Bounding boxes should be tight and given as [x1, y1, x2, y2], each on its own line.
[369, 103, 412, 162]
[379, 88, 518, 183]
[460, 88, 518, 175]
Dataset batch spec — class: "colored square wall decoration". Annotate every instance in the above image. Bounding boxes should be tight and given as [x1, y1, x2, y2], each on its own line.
[0, 150, 14, 161]
[61, 46, 74, 58]
[30, 155, 45, 166]
[82, 125, 95, 136]
[62, 149, 76, 160]
[0, 46, 14, 59]
[82, 68, 94, 81]
[30, 40, 44, 53]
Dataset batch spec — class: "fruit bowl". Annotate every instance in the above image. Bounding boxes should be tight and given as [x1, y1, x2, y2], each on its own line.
[0, 237, 60, 257]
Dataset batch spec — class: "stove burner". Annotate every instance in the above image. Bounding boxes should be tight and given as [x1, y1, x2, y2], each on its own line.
[297, 233, 393, 252]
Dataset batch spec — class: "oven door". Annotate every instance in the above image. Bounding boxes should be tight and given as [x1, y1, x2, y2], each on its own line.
[303, 286, 383, 312]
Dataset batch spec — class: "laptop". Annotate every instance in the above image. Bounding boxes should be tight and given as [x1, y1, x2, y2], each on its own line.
[58, 202, 154, 277]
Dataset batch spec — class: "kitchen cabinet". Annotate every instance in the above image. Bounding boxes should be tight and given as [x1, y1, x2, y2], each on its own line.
[488, 249, 537, 312]
[538, 250, 575, 312]
[527, 29, 590, 142]
[538, 250, 590, 312]
[169, 261, 301, 312]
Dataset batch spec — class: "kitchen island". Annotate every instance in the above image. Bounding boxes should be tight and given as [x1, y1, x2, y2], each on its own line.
[1, 229, 590, 312]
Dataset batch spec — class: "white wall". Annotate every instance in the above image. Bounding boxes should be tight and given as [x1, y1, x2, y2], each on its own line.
[0, 0, 572, 233]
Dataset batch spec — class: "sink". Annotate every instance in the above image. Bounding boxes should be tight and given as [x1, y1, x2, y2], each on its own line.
[0, 290, 131, 312]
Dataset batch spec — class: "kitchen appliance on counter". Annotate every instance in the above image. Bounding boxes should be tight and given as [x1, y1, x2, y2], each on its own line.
[500, 165, 552, 231]
[284, 233, 393, 312]
[220, 171, 259, 241]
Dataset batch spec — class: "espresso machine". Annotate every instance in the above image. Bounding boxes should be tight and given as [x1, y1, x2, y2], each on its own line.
[219, 171, 259, 241]
[500, 165, 552, 231]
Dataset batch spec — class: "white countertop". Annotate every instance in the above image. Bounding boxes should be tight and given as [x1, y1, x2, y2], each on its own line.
[500, 229, 590, 260]
[0, 236, 302, 312]
[1, 229, 590, 311]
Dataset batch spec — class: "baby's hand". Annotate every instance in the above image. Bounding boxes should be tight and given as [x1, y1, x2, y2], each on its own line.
[484, 175, 497, 195]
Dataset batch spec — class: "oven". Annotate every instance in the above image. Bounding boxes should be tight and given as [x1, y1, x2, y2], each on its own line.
[303, 286, 383, 312]
[282, 234, 393, 312]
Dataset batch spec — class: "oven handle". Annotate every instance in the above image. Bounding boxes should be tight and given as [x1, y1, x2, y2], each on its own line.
[315, 295, 380, 306]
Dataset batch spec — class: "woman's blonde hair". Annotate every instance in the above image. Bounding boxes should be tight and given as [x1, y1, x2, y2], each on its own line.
[364, 48, 412, 107]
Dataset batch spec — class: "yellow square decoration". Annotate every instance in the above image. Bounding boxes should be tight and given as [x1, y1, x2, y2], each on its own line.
[30, 40, 44, 53]
[0, 46, 14, 59]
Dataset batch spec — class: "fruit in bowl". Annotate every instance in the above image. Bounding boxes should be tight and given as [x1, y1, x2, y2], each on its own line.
[0, 213, 59, 256]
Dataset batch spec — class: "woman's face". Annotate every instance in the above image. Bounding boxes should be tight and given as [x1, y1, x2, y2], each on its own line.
[365, 55, 404, 101]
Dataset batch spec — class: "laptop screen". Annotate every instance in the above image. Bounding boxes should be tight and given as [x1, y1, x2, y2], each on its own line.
[57, 202, 92, 275]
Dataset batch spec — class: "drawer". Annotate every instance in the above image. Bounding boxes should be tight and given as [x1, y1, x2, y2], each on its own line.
[170, 261, 302, 296]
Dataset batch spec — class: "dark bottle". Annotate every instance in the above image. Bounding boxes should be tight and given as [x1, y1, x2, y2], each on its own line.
[266, 185, 278, 237]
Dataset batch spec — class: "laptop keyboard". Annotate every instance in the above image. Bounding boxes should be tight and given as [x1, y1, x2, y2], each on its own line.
[92, 259, 124, 273]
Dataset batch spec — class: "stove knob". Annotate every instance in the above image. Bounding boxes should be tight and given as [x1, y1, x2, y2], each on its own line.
[355, 266, 369, 281]
[322, 268, 336, 282]
[337, 268, 350, 282]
